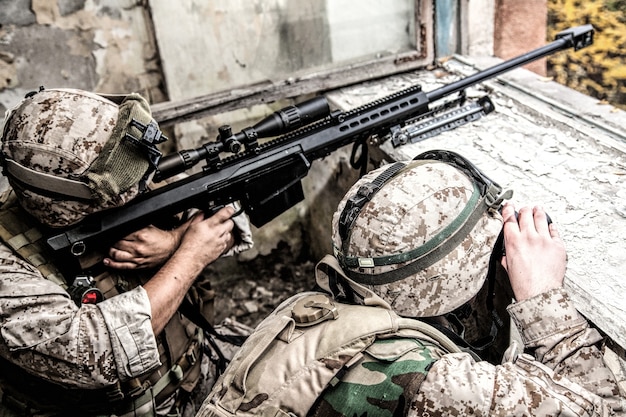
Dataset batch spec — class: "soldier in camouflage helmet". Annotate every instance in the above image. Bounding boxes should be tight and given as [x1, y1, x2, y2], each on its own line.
[0, 88, 252, 416]
[197, 150, 625, 417]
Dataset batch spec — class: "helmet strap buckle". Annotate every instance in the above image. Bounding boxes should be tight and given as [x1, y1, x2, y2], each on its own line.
[486, 186, 513, 209]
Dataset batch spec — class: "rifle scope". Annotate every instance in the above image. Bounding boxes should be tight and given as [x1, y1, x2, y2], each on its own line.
[154, 96, 330, 182]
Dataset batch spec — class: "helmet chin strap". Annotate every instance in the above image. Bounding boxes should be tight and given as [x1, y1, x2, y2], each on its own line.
[421, 289, 503, 359]
[431, 228, 507, 359]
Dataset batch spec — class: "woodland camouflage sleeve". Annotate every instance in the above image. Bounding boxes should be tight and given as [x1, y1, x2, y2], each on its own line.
[410, 288, 625, 416]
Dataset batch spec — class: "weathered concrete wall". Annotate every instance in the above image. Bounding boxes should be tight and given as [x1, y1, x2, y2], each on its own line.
[149, 0, 333, 101]
[0, 0, 167, 117]
[0, 0, 172, 199]
[465, 0, 495, 56]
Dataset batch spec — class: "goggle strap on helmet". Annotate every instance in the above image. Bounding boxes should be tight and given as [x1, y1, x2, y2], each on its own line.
[338, 161, 407, 254]
[341, 183, 501, 285]
[414, 150, 496, 196]
[3, 159, 94, 200]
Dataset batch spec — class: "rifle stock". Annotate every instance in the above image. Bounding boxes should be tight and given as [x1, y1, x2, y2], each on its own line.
[46, 25, 594, 257]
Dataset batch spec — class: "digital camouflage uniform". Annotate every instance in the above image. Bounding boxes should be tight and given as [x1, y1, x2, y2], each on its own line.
[0, 89, 251, 416]
[198, 154, 626, 416]
[0, 192, 251, 417]
[199, 256, 624, 417]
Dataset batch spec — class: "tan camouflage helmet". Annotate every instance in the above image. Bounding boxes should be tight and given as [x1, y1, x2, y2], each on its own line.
[332, 150, 512, 318]
[0, 87, 166, 228]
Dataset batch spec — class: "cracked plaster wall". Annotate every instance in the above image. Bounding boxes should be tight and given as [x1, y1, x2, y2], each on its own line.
[0, 0, 321, 261]
[0, 0, 166, 117]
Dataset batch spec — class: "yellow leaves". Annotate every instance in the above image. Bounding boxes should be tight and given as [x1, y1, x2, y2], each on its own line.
[607, 65, 626, 80]
[548, 0, 626, 109]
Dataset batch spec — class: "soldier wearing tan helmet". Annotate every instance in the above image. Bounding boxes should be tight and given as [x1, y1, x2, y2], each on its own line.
[197, 150, 625, 417]
[0, 88, 252, 416]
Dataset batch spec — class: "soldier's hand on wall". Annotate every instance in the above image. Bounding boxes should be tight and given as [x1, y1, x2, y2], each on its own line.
[500, 203, 567, 301]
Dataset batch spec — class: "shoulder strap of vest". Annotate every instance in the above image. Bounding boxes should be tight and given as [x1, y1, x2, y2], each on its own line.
[0, 199, 68, 289]
[0, 195, 107, 298]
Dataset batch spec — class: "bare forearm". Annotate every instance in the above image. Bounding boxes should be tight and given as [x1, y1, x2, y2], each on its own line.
[142, 208, 235, 335]
[143, 251, 206, 335]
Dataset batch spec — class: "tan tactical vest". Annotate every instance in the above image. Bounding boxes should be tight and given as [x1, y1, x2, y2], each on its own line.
[197, 289, 463, 417]
[0, 194, 206, 416]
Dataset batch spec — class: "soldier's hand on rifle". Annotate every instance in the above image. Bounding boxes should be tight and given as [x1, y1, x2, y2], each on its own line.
[104, 222, 192, 270]
[500, 203, 567, 301]
[141, 206, 235, 335]
[176, 206, 236, 265]
[104, 207, 236, 270]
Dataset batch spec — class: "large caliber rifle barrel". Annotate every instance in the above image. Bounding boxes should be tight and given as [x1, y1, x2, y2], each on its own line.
[426, 24, 594, 103]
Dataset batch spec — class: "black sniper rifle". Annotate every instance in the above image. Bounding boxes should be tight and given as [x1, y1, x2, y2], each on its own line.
[47, 25, 593, 257]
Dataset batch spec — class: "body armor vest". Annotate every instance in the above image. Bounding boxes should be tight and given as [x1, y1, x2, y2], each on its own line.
[197, 291, 463, 417]
[0, 197, 204, 417]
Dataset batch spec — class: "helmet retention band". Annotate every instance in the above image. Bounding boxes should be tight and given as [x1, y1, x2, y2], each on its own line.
[336, 150, 511, 286]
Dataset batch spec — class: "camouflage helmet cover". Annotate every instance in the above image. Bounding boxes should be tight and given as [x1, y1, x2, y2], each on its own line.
[332, 151, 510, 318]
[0, 88, 165, 228]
